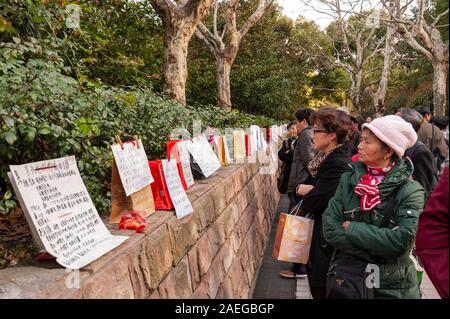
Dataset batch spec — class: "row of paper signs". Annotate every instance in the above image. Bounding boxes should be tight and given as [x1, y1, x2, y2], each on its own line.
[7, 125, 286, 269]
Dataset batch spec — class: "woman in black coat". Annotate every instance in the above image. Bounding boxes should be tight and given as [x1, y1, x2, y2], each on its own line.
[295, 109, 353, 299]
[277, 121, 298, 194]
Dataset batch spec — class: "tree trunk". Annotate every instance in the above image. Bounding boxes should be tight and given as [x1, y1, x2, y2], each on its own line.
[373, 24, 395, 117]
[216, 56, 232, 110]
[195, 0, 273, 111]
[432, 61, 448, 116]
[162, 22, 190, 105]
[151, 0, 214, 106]
[350, 71, 362, 115]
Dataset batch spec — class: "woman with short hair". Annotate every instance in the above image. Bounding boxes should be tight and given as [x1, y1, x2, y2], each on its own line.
[323, 115, 425, 298]
[293, 108, 354, 299]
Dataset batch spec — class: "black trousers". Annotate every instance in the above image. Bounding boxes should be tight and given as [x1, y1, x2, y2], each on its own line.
[306, 263, 327, 299]
[291, 263, 306, 274]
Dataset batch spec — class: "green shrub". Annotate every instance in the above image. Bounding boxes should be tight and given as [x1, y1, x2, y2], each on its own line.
[0, 37, 279, 215]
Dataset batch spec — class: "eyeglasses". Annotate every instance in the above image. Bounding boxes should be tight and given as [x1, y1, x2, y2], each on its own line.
[313, 128, 329, 134]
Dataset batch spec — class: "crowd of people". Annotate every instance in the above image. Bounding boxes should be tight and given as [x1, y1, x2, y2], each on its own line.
[276, 105, 449, 299]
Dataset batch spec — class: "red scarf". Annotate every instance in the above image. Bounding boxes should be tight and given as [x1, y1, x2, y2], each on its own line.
[354, 163, 395, 212]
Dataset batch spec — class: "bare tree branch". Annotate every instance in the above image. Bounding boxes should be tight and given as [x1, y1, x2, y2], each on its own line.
[432, 9, 449, 27]
[239, 0, 274, 38]
[195, 27, 216, 54]
[150, 0, 178, 13]
[220, 23, 227, 39]
[212, 1, 219, 38]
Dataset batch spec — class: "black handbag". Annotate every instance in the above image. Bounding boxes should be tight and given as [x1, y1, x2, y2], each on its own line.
[325, 192, 396, 299]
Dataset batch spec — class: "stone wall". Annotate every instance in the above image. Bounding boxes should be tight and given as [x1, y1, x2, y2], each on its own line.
[0, 159, 280, 299]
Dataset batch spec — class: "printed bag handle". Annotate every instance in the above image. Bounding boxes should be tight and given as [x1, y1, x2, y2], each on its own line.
[288, 200, 313, 220]
[288, 200, 303, 216]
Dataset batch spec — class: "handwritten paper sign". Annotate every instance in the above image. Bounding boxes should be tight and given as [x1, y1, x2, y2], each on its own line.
[269, 143, 278, 162]
[212, 135, 220, 157]
[225, 132, 234, 161]
[223, 139, 231, 165]
[162, 160, 193, 219]
[222, 136, 232, 164]
[111, 140, 154, 197]
[188, 135, 221, 178]
[250, 125, 260, 153]
[270, 125, 279, 144]
[177, 140, 195, 188]
[260, 130, 268, 151]
[262, 128, 268, 143]
[8, 156, 128, 269]
[233, 130, 246, 160]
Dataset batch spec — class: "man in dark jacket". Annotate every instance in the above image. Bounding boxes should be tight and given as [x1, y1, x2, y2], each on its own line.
[397, 108, 438, 197]
[286, 108, 316, 210]
[280, 108, 316, 279]
[277, 121, 298, 194]
[415, 106, 448, 171]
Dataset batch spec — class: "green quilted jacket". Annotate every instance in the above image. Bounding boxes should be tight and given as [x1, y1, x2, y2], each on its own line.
[323, 159, 425, 299]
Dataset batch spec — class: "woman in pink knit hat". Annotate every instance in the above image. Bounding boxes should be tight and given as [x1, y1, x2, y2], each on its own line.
[322, 115, 425, 299]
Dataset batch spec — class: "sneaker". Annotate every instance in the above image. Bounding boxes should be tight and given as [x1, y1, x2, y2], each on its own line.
[279, 269, 307, 279]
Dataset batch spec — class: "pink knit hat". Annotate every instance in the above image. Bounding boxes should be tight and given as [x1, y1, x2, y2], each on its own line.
[362, 115, 417, 157]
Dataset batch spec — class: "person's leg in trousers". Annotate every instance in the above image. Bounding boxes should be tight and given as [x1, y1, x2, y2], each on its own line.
[310, 287, 327, 299]
[306, 263, 326, 299]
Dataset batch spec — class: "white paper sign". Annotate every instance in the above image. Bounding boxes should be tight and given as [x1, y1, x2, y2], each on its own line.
[261, 131, 268, 151]
[162, 160, 193, 219]
[212, 136, 220, 156]
[222, 136, 232, 164]
[177, 141, 195, 188]
[188, 135, 221, 178]
[250, 125, 260, 153]
[271, 125, 280, 144]
[233, 130, 246, 160]
[262, 128, 268, 143]
[225, 133, 234, 160]
[269, 143, 278, 162]
[8, 156, 128, 269]
[111, 140, 154, 196]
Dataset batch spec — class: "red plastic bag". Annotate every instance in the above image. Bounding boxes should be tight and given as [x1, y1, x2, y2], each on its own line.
[119, 210, 147, 233]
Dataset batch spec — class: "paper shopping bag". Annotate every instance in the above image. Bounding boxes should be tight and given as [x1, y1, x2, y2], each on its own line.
[216, 136, 231, 166]
[272, 213, 314, 264]
[110, 159, 155, 224]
